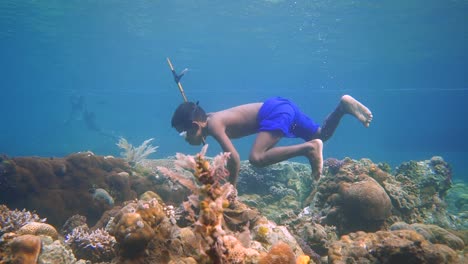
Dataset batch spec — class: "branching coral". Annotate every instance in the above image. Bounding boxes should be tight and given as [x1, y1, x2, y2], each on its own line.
[0, 205, 46, 236]
[65, 226, 117, 262]
[116, 137, 158, 166]
[157, 145, 237, 263]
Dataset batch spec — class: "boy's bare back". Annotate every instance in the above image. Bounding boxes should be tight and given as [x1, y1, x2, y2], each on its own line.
[206, 103, 262, 139]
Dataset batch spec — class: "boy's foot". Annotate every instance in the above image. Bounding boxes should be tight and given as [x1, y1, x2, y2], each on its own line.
[340, 95, 373, 127]
[306, 139, 323, 181]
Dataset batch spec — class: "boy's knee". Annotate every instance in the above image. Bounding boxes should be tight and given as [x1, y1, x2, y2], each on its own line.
[249, 153, 266, 167]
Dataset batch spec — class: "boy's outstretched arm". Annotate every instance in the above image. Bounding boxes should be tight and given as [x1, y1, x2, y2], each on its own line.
[212, 132, 240, 186]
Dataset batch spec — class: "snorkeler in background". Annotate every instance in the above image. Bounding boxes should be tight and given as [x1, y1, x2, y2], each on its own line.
[65, 95, 118, 141]
[64, 95, 86, 125]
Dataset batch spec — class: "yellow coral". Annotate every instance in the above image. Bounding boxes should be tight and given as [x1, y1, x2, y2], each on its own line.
[296, 255, 310, 264]
[257, 226, 269, 238]
[17, 222, 58, 240]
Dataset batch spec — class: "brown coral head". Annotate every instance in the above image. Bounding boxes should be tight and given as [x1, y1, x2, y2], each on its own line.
[112, 212, 155, 257]
[10, 234, 42, 264]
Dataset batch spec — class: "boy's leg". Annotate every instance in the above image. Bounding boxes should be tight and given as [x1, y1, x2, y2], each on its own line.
[317, 95, 373, 141]
[249, 131, 323, 180]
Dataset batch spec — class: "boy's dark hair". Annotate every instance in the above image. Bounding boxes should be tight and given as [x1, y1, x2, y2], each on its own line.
[171, 101, 207, 131]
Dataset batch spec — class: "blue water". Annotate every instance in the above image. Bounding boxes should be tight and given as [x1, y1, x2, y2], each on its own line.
[0, 1, 467, 180]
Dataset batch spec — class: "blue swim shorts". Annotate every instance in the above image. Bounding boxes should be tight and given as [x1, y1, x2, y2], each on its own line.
[257, 97, 320, 141]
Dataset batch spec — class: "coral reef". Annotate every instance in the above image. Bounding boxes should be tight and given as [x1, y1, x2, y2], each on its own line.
[0, 206, 78, 263]
[157, 145, 306, 263]
[390, 222, 465, 250]
[328, 230, 461, 264]
[1, 150, 466, 263]
[0, 204, 46, 236]
[303, 156, 463, 235]
[0, 152, 137, 226]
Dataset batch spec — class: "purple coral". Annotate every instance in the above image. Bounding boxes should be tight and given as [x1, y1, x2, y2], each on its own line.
[324, 158, 344, 175]
[65, 226, 117, 262]
[0, 204, 46, 236]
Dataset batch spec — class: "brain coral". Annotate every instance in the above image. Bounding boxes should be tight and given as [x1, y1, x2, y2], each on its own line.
[17, 222, 59, 240]
[323, 176, 392, 234]
[339, 177, 392, 222]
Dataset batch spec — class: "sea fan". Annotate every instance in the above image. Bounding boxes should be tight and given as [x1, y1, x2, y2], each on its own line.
[210, 151, 231, 184]
[116, 137, 158, 166]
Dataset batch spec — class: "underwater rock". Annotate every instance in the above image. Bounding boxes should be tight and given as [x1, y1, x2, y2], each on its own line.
[38, 236, 79, 264]
[237, 161, 311, 223]
[285, 217, 338, 256]
[329, 229, 460, 264]
[238, 161, 312, 201]
[9, 234, 42, 264]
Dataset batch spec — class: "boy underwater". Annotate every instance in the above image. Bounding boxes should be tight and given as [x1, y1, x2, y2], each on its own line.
[171, 95, 373, 186]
